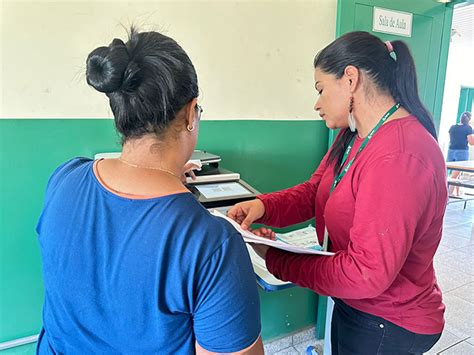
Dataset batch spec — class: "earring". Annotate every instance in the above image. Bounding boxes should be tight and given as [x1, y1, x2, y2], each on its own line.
[348, 97, 356, 132]
[187, 124, 195, 132]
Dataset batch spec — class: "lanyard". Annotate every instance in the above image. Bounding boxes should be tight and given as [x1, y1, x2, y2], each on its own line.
[323, 103, 400, 251]
[330, 103, 400, 194]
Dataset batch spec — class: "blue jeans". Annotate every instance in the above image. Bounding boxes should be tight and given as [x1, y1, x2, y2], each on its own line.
[331, 299, 441, 355]
[447, 149, 469, 162]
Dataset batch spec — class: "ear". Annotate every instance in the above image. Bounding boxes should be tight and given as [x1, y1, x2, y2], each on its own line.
[343, 65, 360, 94]
[185, 98, 198, 129]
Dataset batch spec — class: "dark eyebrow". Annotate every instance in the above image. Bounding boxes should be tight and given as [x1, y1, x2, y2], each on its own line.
[314, 81, 321, 90]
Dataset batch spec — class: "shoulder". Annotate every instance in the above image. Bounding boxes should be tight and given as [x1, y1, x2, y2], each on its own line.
[367, 116, 445, 176]
[46, 157, 92, 192]
[165, 199, 247, 277]
[165, 195, 243, 247]
[358, 150, 445, 209]
[185, 203, 242, 244]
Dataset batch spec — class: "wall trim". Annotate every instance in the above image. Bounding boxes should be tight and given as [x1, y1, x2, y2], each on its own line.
[0, 334, 38, 351]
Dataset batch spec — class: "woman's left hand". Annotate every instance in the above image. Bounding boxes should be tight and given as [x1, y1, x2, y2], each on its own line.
[181, 160, 202, 182]
[250, 244, 270, 259]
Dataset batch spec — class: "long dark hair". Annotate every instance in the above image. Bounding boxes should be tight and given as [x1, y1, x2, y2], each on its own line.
[86, 27, 199, 143]
[314, 31, 437, 173]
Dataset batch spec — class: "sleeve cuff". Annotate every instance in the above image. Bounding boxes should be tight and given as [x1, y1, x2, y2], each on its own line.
[255, 194, 271, 225]
[265, 247, 286, 278]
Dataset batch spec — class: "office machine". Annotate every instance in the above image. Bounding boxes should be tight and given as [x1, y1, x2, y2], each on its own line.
[189, 150, 292, 291]
[186, 150, 259, 208]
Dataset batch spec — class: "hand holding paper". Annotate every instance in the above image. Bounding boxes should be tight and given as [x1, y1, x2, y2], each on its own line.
[211, 210, 334, 256]
[227, 199, 265, 230]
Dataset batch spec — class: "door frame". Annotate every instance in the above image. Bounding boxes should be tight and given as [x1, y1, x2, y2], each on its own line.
[457, 86, 474, 122]
[327, 0, 463, 147]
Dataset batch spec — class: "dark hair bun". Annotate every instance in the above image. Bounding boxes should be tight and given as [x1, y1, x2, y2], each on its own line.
[85, 28, 199, 142]
[86, 38, 130, 93]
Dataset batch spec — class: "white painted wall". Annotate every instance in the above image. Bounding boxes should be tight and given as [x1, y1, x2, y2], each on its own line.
[1, 0, 337, 120]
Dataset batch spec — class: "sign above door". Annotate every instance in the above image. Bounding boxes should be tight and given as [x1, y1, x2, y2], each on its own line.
[373, 7, 413, 37]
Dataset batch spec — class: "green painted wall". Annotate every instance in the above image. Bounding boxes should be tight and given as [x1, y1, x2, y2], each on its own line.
[0, 119, 328, 351]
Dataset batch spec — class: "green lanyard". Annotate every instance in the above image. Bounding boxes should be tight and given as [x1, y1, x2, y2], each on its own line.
[330, 103, 400, 194]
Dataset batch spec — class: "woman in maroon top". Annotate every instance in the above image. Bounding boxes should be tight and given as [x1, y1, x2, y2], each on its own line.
[228, 32, 447, 354]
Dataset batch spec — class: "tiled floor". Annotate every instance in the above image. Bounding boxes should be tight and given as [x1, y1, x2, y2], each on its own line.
[264, 201, 474, 354]
[263, 326, 324, 354]
[427, 201, 474, 354]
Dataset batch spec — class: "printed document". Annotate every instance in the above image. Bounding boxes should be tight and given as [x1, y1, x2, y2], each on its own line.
[196, 182, 252, 199]
[277, 225, 322, 250]
[211, 210, 334, 256]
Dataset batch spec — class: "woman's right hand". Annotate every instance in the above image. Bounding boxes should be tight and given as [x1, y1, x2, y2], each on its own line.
[251, 227, 276, 240]
[227, 199, 266, 230]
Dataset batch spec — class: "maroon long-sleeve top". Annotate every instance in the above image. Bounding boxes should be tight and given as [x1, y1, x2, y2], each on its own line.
[259, 116, 447, 334]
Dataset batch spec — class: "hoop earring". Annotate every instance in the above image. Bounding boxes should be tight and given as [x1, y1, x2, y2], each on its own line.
[348, 97, 356, 132]
[187, 124, 195, 132]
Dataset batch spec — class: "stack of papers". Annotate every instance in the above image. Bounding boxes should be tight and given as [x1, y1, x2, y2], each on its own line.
[246, 245, 291, 287]
[186, 166, 240, 184]
[191, 150, 221, 164]
[211, 210, 334, 256]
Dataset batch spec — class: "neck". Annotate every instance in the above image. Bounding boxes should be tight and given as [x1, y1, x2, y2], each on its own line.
[353, 96, 404, 138]
[120, 135, 188, 175]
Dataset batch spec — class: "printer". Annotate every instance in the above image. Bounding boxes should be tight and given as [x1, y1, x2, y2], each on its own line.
[185, 150, 260, 208]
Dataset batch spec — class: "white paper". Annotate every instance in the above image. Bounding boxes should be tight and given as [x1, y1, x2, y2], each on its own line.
[211, 210, 334, 256]
[196, 182, 252, 199]
[246, 245, 290, 286]
[276, 225, 321, 250]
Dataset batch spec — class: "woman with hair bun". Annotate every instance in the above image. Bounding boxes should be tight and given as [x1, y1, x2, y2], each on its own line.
[36, 28, 263, 354]
[229, 31, 447, 354]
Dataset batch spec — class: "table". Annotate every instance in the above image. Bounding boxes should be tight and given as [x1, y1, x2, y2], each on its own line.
[446, 160, 474, 173]
[446, 160, 474, 208]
